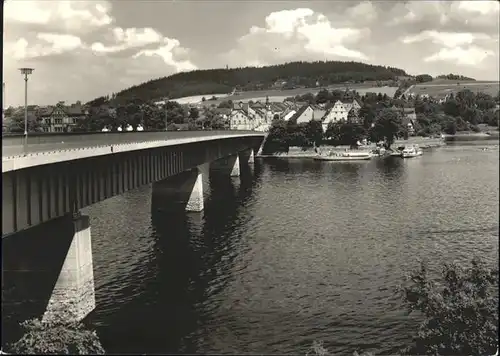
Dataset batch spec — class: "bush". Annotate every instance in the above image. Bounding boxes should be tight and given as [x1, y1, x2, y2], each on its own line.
[305, 341, 374, 356]
[7, 318, 105, 355]
[471, 125, 481, 133]
[398, 257, 498, 356]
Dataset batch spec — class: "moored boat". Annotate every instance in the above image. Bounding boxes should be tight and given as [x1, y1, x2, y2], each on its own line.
[314, 150, 373, 161]
[401, 144, 423, 158]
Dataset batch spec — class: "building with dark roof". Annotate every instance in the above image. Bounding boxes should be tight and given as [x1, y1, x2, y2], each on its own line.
[38, 101, 87, 132]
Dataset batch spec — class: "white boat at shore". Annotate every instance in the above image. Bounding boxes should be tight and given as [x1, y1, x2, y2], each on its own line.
[401, 145, 423, 158]
[314, 150, 373, 161]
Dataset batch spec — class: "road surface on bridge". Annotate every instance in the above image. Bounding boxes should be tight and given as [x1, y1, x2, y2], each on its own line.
[2, 130, 258, 157]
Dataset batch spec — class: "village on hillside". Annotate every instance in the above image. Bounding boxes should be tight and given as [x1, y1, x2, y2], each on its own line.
[2, 90, 422, 135]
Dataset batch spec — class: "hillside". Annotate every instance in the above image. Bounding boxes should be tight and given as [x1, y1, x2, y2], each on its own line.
[90, 61, 408, 106]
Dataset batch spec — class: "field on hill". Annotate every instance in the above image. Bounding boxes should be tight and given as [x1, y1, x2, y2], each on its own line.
[175, 84, 399, 106]
[410, 81, 499, 98]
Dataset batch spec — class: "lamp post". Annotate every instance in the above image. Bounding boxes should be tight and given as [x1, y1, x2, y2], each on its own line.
[19, 68, 34, 150]
[164, 97, 169, 131]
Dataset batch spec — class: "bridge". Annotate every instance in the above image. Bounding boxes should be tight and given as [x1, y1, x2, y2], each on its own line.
[2, 130, 265, 324]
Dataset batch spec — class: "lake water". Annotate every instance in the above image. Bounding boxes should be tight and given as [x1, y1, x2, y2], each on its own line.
[2, 141, 499, 354]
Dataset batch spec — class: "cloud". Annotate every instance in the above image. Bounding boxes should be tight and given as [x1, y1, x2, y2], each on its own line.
[91, 27, 163, 53]
[456, 0, 500, 15]
[4, 0, 113, 33]
[223, 7, 370, 67]
[387, 0, 499, 34]
[4, 33, 84, 60]
[3, 0, 197, 106]
[401, 30, 491, 48]
[424, 46, 495, 66]
[133, 39, 198, 73]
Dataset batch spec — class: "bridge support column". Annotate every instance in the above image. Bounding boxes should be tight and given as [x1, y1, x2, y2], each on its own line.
[43, 214, 96, 323]
[210, 155, 240, 177]
[248, 149, 255, 164]
[239, 148, 255, 165]
[186, 168, 204, 212]
[152, 167, 204, 213]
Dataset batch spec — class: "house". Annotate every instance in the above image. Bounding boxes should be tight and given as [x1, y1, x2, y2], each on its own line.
[390, 106, 417, 135]
[269, 102, 288, 119]
[292, 105, 314, 124]
[38, 101, 86, 132]
[215, 108, 232, 129]
[402, 116, 416, 135]
[310, 104, 326, 122]
[402, 108, 416, 135]
[343, 98, 361, 113]
[230, 102, 254, 130]
[320, 99, 361, 131]
[321, 100, 350, 128]
[283, 110, 297, 121]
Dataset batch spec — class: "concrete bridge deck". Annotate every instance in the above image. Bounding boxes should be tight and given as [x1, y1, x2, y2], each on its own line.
[2, 131, 264, 173]
[1, 130, 259, 157]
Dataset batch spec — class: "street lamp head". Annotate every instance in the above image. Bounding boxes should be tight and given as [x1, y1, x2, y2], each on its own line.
[19, 68, 34, 75]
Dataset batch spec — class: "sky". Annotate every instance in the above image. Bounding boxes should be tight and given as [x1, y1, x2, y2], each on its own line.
[3, 0, 500, 107]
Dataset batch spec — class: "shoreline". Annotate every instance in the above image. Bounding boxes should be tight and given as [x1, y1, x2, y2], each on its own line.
[257, 137, 446, 159]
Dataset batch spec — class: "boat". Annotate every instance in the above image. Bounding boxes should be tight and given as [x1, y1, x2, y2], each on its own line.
[401, 145, 423, 158]
[314, 150, 373, 161]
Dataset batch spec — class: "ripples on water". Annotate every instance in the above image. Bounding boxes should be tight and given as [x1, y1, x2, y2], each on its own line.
[3, 142, 499, 354]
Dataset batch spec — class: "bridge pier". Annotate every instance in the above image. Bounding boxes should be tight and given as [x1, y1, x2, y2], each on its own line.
[239, 148, 255, 165]
[249, 149, 255, 163]
[43, 214, 96, 323]
[2, 214, 96, 325]
[210, 154, 241, 177]
[152, 167, 204, 213]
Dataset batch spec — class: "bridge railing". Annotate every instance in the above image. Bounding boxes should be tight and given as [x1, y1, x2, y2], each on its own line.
[2, 131, 264, 160]
[2, 130, 261, 157]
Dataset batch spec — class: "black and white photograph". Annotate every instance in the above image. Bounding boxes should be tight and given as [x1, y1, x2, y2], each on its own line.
[1, 0, 499, 354]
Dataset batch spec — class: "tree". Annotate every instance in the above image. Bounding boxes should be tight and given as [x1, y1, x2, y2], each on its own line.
[358, 104, 376, 129]
[340, 122, 366, 147]
[305, 120, 323, 146]
[289, 122, 310, 147]
[475, 93, 496, 111]
[73, 112, 103, 132]
[5, 109, 42, 133]
[369, 108, 404, 148]
[142, 104, 166, 130]
[462, 107, 480, 125]
[262, 119, 289, 154]
[415, 74, 433, 83]
[330, 90, 344, 103]
[398, 257, 498, 356]
[443, 99, 461, 117]
[189, 107, 199, 120]
[7, 318, 105, 355]
[315, 89, 330, 104]
[324, 121, 343, 144]
[165, 101, 187, 124]
[482, 110, 499, 127]
[218, 100, 233, 109]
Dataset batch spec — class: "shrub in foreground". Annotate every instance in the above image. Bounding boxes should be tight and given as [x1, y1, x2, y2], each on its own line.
[399, 257, 498, 355]
[7, 318, 105, 355]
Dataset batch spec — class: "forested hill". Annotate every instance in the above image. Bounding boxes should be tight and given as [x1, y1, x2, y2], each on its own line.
[89, 61, 408, 106]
